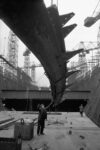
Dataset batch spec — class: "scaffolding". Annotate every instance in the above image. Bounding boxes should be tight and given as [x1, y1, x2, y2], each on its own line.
[30, 63, 36, 84]
[97, 24, 100, 65]
[7, 30, 18, 75]
[78, 42, 88, 77]
[23, 48, 31, 76]
[69, 41, 100, 79]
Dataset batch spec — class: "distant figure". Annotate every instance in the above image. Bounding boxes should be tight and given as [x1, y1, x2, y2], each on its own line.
[37, 104, 47, 135]
[79, 104, 84, 117]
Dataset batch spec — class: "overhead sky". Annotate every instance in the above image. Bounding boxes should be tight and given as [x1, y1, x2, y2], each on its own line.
[0, 0, 100, 87]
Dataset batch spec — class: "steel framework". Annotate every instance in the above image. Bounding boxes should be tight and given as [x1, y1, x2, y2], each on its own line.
[23, 48, 31, 76]
[7, 31, 18, 68]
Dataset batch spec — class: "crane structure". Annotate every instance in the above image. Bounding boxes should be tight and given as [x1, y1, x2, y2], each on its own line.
[84, 0, 100, 27]
[77, 42, 88, 77]
[69, 41, 100, 76]
[7, 30, 18, 75]
[23, 48, 31, 76]
[30, 63, 42, 84]
[97, 24, 100, 65]
[23, 48, 42, 84]
[24, 62, 42, 85]
[67, 41, 100, 90]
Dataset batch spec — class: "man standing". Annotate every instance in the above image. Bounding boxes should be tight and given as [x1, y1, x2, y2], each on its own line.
[79, 104, 84, 117]
[37, 104, 47, 135]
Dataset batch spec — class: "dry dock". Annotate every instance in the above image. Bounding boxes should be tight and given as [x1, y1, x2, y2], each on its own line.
[0, 111, 100, 150]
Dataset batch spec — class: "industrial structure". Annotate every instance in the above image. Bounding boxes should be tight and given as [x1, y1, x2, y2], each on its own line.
[0, 0, 100, 128]
[7, 30, 18, 68]
[23, 48, 31, 76]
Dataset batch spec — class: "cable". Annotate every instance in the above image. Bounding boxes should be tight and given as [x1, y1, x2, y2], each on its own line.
[92, 0, 100, 16]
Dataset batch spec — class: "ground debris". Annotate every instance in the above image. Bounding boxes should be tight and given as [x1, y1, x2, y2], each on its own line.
[79, 135, 85, 139]
[28, 143, 49, 150]
[47, 119, 64, 126]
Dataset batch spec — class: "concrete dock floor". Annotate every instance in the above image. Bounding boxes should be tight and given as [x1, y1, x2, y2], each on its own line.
[0, 111, 100, 150]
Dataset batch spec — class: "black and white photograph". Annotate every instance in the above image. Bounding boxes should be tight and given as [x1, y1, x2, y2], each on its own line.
[0, 0, 100, 149]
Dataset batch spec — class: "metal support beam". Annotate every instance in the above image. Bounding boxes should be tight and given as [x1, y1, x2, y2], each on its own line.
[2, 90, 90, 100]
